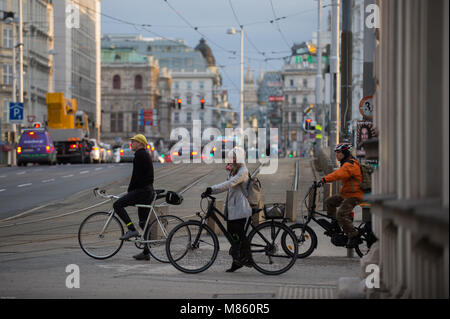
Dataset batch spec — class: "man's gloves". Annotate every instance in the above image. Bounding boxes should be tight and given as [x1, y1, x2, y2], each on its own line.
[316, 179, 325, 187]
[202, 187, 213, 198]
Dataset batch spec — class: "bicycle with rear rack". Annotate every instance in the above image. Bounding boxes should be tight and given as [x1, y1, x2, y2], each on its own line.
[165, 192, 298, 275]
[78, 188, 183, 262]
[281, 181, 378, 258]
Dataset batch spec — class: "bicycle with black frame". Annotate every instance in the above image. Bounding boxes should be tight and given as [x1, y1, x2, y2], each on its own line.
[281, 181, 378, 258]
[165, 192, 299, 275]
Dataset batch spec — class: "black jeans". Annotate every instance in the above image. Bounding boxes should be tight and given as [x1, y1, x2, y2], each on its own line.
[227, 218, 250, 261]
[113, 188, 154, 231]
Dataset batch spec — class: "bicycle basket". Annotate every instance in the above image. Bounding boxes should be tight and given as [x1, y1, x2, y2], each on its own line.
[166, 191, 183, 205]
[263, 203, 286, 219]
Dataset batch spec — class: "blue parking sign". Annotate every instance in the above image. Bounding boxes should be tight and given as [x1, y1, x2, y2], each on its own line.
[9, 102, 24, 124]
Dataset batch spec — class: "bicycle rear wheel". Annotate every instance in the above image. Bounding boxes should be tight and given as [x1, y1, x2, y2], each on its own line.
[355, 224, 377, 258]
[248, 221, 298, 275]
[143, 214, 184, 263]
[166, 220, 219, 274]
[78, 212, 124, 259]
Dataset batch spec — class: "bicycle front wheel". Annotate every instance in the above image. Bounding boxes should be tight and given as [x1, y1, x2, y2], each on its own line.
[166, 220, 219, 274]
[248, 221, 298, 275]
[143, 214, 184, 263]
[78, 212, 124, 259]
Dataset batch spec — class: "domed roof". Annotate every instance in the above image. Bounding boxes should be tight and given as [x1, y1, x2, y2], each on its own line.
[195, 38, 216, 67]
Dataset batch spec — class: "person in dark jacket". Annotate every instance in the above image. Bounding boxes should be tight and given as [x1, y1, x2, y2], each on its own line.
[113, 134, 154, 260]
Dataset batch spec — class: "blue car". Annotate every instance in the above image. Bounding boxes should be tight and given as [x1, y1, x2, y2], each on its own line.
[17, 129, 57, 166]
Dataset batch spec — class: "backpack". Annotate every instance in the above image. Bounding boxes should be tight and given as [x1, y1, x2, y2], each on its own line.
[359, 163, 374, 193]
[242, 173, 262, 208]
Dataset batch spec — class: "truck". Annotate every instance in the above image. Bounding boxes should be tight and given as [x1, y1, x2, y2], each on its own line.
[46, 92, 92, 164]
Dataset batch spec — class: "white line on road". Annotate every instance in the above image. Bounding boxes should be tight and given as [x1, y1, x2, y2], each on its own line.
[94, 168, 103, 171]
[42, 179, 55, 183]
[0, 175, 6, 178]
[62, 174, 74, 178]
[17, 183, 32, 188]
[16, 171, 25, 175]
[80, 170, 89, 174]
[0, 189, 5, 192]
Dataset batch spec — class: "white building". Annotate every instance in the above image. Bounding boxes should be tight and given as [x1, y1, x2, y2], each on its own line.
[53, 0, 101, 139]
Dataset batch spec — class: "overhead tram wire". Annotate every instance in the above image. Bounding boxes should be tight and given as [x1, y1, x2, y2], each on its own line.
[269, 0, 292, 50]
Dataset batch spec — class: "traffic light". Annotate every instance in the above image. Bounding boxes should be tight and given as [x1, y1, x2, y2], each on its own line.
[33, 122, 41, 128]
[200, 98, 205, 109]
[305, 118, 312, 131]
[177, 98, 182, 109]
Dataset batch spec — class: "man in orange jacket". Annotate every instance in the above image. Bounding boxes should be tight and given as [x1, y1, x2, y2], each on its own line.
[318, 143, 364, 248]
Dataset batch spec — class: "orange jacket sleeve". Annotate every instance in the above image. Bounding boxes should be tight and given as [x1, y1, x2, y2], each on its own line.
[322, 162, 353, 183]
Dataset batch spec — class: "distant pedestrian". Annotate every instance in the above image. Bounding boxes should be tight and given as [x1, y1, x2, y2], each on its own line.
[113, 134, 154, 261]
[318, 143, 364, 248]
[203, 147, 253, 272]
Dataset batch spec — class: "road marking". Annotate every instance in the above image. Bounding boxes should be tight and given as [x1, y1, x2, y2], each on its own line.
[80, 170, 89, 174]
[17, 183, 32, 188]
[0, 189, 5, 192]
[94, 168, 103, 171]
[16, 171, 25, 175]
[62, 174, 74, 178]
[42, 179, 55, 183]
[0, 175, 6, 178]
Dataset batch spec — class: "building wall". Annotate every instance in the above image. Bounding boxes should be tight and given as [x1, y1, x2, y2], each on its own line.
[369, 0, 449, 299]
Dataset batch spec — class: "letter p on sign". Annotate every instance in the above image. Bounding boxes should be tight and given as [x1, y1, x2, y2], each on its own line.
[66, 264, 80, 289]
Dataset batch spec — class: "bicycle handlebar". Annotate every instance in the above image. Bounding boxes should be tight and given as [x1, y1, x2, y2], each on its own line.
[93, 188, 120, 200]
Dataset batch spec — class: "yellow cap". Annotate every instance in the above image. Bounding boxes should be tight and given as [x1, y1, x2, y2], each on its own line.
[130, 134, 148, 146]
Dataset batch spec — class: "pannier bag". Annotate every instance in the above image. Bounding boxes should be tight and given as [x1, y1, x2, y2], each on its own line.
[166, 191, 183, 205]
[263, 203, 286, 219]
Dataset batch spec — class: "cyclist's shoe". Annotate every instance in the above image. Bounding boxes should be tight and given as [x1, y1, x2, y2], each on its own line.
[346, 236, 362, 248]
[120, 230, 139, 241]
[226, 260, 244, 272]
[133, 252, 150, 261]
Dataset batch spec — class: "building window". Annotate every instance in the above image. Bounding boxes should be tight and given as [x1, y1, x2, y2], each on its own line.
[135, 75, 143, 90]
[174, 112, 179, 123]
[292, 112, 297, 123]
[174, 81, 179, 90]
[186, 81, 192, 90]
[110, 112, 123, 132]
[110, 113, 116, 133]
[303, 79, 308, 88]
[186, 94, 192, 105]
[113, 75, 121, 89]
[186, 112, 192, 122]
[292, 97, 297, 105]
[199, 81, 204, 89]
[132, 112, 138, 132]
[3, 27, 12, 48]
[290, 79, 294, 87]
[303, 96, 308, 105]
[3, 64, 13, 85]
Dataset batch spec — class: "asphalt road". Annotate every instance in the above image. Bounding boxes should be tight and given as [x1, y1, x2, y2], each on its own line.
[0, 162, 162, 219]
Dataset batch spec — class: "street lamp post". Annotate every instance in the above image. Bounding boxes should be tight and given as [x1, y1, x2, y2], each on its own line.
[227, 27, 244, 138]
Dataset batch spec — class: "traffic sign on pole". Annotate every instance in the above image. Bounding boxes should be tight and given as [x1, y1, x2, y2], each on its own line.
[9, 102, 24, 124]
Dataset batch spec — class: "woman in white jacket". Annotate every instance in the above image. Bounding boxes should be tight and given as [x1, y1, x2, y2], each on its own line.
[204, 148, 253, 272]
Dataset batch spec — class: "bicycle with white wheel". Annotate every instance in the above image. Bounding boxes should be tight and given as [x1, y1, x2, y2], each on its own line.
[78, 188, 184, 262]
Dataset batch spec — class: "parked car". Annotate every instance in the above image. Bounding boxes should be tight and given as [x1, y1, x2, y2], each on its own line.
[89, 139, 102, 163]
[112, 147, 121, 163]
[17, 128, 57, 166]
[101, 143, 113, 163]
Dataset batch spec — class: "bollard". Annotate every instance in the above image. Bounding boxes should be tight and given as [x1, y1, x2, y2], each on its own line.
[285, 190, 299, 222]
[207, 199, 225, 235]
[149, 205, 169, 240]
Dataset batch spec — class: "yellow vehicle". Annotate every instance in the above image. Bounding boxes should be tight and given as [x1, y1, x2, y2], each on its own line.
[46, 93, 91, 164]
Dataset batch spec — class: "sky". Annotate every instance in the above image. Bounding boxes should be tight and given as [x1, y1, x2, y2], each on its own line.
[100, 0, 327, 109]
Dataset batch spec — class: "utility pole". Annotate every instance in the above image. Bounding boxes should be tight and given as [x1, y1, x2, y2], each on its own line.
[329, 0, 341, 155]
[315, 0, 323, 133]
[341, 0, 352, 142]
